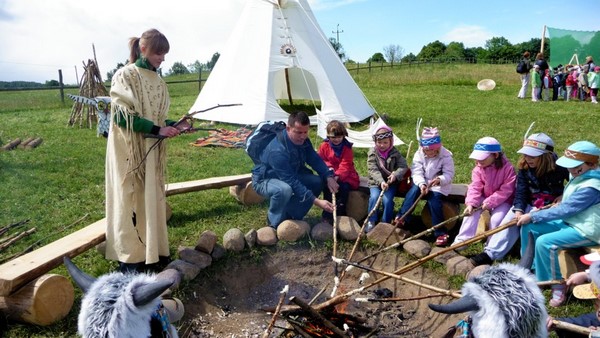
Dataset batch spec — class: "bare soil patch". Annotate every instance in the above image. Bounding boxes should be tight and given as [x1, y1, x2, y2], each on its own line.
[176, 243, 463, 337]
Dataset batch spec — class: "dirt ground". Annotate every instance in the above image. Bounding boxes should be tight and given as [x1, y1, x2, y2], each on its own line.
[176, 243, 464, 338]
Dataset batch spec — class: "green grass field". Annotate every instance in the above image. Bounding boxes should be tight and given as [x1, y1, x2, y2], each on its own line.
[0, 63, 598, 336]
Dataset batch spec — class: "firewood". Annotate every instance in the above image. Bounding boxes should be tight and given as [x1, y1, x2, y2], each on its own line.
[289, 296, 347, 337]
[0, 228, 36, 252]
[262, 285, 288, 338]
[25, 137, 43, 149]
[18, 137, 35, 148]
[0, 220, 29, 237]
[0, 274, 74, 326]
[1, 138, 21, 151]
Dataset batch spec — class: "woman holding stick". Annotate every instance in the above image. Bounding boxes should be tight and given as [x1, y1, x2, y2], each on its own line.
[105, 28, 189, 273]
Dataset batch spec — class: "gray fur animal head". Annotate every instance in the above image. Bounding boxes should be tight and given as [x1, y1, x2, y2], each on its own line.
[429, 233, 547, 338]
[63, 257, 176, 338]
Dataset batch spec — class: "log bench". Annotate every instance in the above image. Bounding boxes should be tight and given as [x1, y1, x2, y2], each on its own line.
[0, 173, 252, 325]
[346, 177, 467, 228]
[559, 246, 600, 279]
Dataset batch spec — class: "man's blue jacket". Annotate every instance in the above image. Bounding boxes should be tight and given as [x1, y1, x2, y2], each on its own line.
[251, 130, 332, 203]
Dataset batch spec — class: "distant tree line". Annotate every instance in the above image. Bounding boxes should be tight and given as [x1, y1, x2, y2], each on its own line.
[2, 36, 549, 88]
[361, 37, 548, 65]
[104, 52, 221, 81]
[0, 80, 59, 90]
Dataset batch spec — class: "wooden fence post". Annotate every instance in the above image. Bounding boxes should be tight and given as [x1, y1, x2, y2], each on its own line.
[198, 66, 203, 92]
[58, 69, 64, 104]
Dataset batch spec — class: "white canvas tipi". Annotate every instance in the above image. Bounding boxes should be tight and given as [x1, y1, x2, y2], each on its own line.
[189, 0, 376, 126]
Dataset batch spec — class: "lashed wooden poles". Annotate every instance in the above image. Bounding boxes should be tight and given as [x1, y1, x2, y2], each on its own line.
[315, 218, 521, 310]
[262, 285, 288, 338]
[354, 207, 481, 266]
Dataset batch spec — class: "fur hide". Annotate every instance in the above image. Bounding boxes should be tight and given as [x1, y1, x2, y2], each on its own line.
[78, 272, 176, 338]
[464, 263, 547, 338]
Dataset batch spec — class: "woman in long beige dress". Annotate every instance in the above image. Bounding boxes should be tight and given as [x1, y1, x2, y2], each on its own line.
[105, 29, 185, 273]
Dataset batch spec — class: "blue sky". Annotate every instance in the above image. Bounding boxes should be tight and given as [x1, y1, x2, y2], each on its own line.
[0, 0, 598, 83]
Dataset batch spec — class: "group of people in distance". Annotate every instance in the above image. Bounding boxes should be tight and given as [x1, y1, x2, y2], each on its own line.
[518, 52, 599, 103]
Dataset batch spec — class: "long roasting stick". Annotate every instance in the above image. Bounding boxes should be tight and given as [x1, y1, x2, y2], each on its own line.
[332, 193, 339, 276]
[262, 285, 288, 338]
[354, 207, 481, 265]
[335, 186, 387, 288]
[552, 320, 591, 335]
[316, 218, 520, 310]
[366, 187, 429, 269]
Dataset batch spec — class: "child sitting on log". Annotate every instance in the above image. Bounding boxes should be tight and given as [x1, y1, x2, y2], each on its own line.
[469, 128, 568, 266]
[365, 125, 408, 232]
[317, 120, 360, 223]
[393, 121, 455, 246]
[451, 137, 516, 251]
[517, 140, 600, 307]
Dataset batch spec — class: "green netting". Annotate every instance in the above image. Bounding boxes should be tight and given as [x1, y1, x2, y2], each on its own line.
[547, 27, 600, 67]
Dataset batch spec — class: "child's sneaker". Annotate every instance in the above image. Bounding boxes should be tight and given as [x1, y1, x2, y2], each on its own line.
[435, 234, 450, 247]
[549, 284, 568, 307]
[469, 252, 493, 267]
[392, 217, 405, 227]
[365, 222, 375, 233]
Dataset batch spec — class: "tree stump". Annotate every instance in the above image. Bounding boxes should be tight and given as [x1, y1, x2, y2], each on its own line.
[230, 182, 264, 206]
[421, 201, 460, 230]
[346, 190, 368, 222]
[0, 274, 74, 326]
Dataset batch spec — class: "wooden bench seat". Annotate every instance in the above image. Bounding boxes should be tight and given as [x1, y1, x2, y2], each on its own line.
[0, 173, 253, 297]
[559, 246, 600, 279]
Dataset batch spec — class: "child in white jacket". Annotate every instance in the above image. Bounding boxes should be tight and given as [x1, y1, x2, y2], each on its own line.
[394, 123, 455, 246]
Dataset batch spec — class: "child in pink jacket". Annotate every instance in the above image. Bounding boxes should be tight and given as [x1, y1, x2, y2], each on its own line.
[452, 137, 516, 250]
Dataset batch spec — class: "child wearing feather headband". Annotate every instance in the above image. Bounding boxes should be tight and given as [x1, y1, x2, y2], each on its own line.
[394, 119, 455, 246]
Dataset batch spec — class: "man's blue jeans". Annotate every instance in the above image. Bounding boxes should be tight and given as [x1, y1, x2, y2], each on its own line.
[254, 174, 322, 228]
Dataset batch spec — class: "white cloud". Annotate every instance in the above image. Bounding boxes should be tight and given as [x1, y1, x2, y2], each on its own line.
[0, 0, 245, 83]
[442, 24, 493, 47]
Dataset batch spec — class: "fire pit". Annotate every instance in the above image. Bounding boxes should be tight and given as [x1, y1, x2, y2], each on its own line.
[177, 244, 462, 337]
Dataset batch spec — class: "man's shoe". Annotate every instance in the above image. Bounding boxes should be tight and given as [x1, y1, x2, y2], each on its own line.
[469, 252, 493, 267]
[365, 222, 375, 233]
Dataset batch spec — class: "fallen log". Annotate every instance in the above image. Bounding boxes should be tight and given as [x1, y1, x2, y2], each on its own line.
[1, 138, 21, 151]
[25, 137, 43, 149]
[18, 137, 35, 149]
[0, 274, 74, 326]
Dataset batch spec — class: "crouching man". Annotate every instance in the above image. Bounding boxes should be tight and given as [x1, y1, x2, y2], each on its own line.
[252, 111, 338, 228]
